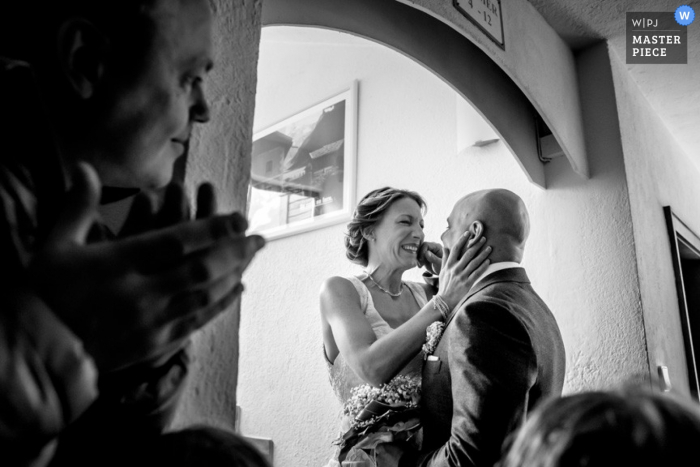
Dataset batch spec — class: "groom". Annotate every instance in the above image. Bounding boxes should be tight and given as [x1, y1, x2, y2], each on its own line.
[405, 189, 566, 467]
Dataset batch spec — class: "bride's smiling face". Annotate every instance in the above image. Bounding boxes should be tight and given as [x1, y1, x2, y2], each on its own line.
[368, 197, 425, 270]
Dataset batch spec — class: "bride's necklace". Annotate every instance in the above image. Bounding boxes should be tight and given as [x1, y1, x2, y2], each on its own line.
[365, 270, 403, 297]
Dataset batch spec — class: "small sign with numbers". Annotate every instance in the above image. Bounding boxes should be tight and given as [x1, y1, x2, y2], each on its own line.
[453, 0, 504, 49]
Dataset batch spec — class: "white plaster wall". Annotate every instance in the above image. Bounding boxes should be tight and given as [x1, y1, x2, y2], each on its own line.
[238, 27, 647, 467]
[609, 45, 700, 396]
[399, 0, 588, 179]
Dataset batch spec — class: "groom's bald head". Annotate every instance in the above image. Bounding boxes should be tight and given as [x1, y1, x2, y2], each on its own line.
[442, 189, 530, 263]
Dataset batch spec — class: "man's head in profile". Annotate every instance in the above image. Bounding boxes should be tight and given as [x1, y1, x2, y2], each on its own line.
[441, 188, 530, 263]
[18, 0, 214, 189]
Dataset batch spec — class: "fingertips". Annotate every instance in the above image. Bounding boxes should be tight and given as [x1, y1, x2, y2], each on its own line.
[465, 245, 491, 270]
[196, 183, 217, 219]
[49, 162, 101, 246]
[247, 234, 266, 252]
[467, 236, 487, 250]
[476, 244, 492, 258]
[195, 235, 264, 280]
[74, 162, 102, 199]
[238, 235, 266, 271]
[70, 162, 101, 215]
[158, 182, 189, 228]
[134, 190, 158, 215]
[120, 190, 157, 237]
[192, 213, 258, 247]
[203, 212, 248, 241]
[226, 212, 249, 235]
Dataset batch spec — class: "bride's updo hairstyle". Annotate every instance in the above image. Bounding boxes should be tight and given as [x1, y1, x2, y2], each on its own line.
[345, 187, 426, 266]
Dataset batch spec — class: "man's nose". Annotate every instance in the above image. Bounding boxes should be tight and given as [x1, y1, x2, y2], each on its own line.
[191, 85, 210, 123]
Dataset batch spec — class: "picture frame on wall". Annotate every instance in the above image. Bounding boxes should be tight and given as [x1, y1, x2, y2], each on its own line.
[247, 81, 358, 241]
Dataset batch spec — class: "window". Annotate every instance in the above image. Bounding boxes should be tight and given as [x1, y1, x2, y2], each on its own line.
[665, 206, 700, 401]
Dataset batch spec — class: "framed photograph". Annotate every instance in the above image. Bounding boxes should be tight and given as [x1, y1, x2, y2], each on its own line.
[247, 82, 358, 240]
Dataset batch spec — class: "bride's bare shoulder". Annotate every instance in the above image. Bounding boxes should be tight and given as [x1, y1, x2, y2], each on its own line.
[320, 276, 363, 318]
[320, 276, 355, 296]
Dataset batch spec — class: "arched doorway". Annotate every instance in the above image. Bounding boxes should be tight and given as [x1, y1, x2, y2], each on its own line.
[239, 25, 547, 466]
[262, 0, 551, 187]
[232, 2, 650, 466]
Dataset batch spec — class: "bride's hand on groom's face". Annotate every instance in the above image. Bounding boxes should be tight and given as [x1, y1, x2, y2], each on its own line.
[437, 232, 492, 309]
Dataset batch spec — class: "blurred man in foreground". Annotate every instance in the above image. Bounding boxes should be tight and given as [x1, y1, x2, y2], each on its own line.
[0, 1, 264, 465]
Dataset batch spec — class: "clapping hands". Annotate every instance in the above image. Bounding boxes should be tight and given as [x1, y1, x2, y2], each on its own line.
[29, 163, 265, 371]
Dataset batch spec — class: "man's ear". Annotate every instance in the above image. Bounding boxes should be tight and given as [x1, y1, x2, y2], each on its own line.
[57, 18, 108, 100]
[467, 221, 484, 246]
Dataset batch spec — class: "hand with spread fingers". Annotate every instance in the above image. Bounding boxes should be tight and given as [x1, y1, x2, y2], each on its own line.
[120, 180, 218, 238]
[436, 232, 492, 310]
[29, 163, 265, 371]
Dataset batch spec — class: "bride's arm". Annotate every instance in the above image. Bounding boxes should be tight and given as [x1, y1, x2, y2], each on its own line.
[320, 234, 491, 387]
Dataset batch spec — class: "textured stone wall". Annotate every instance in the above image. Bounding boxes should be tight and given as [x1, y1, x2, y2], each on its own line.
[170, 0, 263, 431]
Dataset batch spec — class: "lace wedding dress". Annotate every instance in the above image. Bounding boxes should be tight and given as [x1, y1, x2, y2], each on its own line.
[323, 275, 428, 467]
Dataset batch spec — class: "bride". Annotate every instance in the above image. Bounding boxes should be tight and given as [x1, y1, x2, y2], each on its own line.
[321, 187, 491, 466]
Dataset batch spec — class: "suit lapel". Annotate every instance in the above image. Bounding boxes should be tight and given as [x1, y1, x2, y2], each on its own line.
[443, 267, 530, 328]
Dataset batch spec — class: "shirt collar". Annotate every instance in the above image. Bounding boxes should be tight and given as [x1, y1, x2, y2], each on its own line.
[470, 261, 522, 291]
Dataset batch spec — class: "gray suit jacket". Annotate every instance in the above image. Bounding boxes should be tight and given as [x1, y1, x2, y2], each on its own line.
[408, 268, 565, 467]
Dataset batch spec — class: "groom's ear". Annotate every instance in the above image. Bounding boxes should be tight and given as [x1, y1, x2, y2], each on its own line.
[467, 221, 484, 246]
